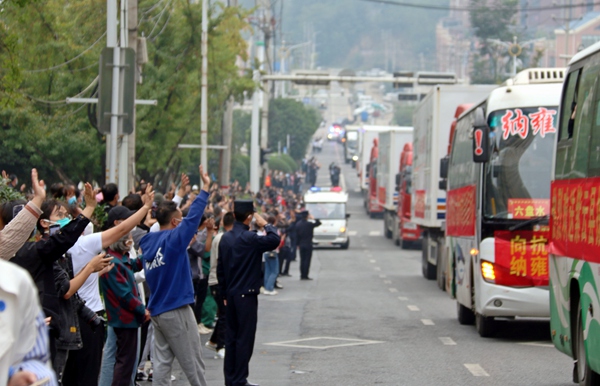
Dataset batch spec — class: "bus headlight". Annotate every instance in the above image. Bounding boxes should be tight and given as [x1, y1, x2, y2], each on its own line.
[481, 261, 496, 282]
[340, 227, 347, 233]
[352, 155, 359, 161]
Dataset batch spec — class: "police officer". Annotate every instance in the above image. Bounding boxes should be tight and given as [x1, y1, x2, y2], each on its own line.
[217, 200, 280, 386]
[295, 210, 321, 280]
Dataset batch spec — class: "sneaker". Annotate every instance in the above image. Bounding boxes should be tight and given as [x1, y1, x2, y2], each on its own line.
[260, 286, 265, 294]
[216, 348, 225, 359]
[274, 281, 283, 289]
[198, 323, 213, 335]
[171, 375, 176, 381]
[148, 371, 175, 382]
[263, 290, 278, 295]
[136, 371, 148, 381]
[205, 341, 218, 352]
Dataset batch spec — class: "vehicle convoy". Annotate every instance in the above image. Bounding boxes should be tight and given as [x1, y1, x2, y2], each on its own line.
[375, 129, 414, 242]
[549, 43, 600, 384]
[393, 143, 421, 248]
[303, 186, 350, 249]
[365, 137, 381, 217]
[412, 85, 496, 282]
[439, 68, 564, 338]
[344, 126, 360, 166]
[357, 126, 403, 205]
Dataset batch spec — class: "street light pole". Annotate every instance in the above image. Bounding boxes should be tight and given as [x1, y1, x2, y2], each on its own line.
[200, 0, 209, 172]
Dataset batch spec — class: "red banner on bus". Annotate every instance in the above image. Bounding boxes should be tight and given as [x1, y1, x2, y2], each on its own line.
[495, 230, 550, 286]
[507, 199, 550, 219]
[446, 185, 476, 236]
[550, 178, 600, 263]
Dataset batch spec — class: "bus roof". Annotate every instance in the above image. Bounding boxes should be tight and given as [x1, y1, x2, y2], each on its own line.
[304, 189, 348, 203]
[570, 40, 600, 65]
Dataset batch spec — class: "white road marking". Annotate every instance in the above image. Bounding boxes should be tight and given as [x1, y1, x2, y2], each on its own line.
[374, 267, 381, 271]
[398, 296, 408, 301]
[379, 274, 387, 278]
[421, 319, 435, 326]
[407, 305, 420, 311]
[265, 337, 384, 350]
[348, 231, 358, 236]
[439, 337, 456, 345]
[368, 231, 381, 236]
[369, 259, 376, 263]
[387, 288, 398, 293]
[354, 188, 361, 193]
[464, 364, 489, 377]
[518, 342, 554, 348]
[383, 280, 391, 284]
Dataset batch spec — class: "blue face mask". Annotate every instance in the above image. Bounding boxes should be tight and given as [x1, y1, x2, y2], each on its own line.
[68, 196, 77, 205]
[55, 218, 71, 228]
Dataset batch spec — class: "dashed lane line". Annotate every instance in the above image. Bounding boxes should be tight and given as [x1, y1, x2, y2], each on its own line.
[388, 288, 398, 293]
[439, 337, 456, 345]
[407, 305, 420, 311]
[374, 267, 381, 271]
[421, 319, 435, 326]
[383, 280, 391, 284]
[348, 231, 358, 236]
[379, 274, 387, 278]
[369, 259, 376, 263]
[368, 231, 381, 236]
[398, 296, 408, 301]
[518, 342, 554, 348]
[464, 364, 489, 377]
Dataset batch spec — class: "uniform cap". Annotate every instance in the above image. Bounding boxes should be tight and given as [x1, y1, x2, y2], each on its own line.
[234, 200, 255, 215]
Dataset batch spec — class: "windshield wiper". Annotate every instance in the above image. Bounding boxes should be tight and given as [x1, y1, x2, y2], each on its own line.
[509, 215, 549, 231]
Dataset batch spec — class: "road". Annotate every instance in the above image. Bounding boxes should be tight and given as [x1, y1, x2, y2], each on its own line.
[150, 88, 574, 386]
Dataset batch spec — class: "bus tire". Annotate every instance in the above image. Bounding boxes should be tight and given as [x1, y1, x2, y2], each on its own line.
[384, 216, 393, 239]
[475, 313, 495, 338]
[574, 301, 600, 385]
[457, 302, 475, 325]
[422, 233, 436, 280]
[340, 239, 350, 250]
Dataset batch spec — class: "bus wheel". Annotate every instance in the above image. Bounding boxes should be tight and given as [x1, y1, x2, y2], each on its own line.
[457, 302, 475, 325]
[384, 217, 393, 239]
[340, 239, 350, 250]
[475, 313, 495, 338]
[574, 301, 600, 385]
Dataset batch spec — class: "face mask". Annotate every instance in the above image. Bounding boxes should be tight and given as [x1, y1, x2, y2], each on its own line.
[68, 196, 77, 205]
[55, 218, 71, 228]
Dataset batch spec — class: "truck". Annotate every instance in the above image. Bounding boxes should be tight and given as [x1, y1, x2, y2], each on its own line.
[392, 143, 421, 249]
[356, 126, 401, 200]
[343, 126, 360, 166]
[412, 84, 497, 282]
[376, 129, 414, 241]
[440, 68, 564, 338]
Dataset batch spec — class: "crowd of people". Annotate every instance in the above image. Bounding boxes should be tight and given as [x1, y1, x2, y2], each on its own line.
[0, 161, 324, 386]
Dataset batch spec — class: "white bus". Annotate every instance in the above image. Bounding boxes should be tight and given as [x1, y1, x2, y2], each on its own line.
[442, 68, 564, 337]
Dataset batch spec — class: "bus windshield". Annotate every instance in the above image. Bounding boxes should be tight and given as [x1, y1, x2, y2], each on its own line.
[305, 203, 346, 219]
[483, 106, 557, 219]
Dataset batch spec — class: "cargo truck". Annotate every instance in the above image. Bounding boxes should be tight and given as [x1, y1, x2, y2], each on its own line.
[392, 143, 421, 248]
[412, 84, 497, 281]
[376, 129, 414, 240]
[357, 126, 402, 199]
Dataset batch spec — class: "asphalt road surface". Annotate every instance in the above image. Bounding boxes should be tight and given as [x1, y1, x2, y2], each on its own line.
[141, 137, 574, 386]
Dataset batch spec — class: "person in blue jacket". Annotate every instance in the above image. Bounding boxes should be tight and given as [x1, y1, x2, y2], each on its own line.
[217, 200, 280, 386]
[139, 165, 211, 386]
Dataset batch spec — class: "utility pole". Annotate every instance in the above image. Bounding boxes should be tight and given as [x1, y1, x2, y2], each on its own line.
[117, 0, 129, 198]
[127, 0, 138, 193]
[219, 0, 237, 188]
[200, 0, 209, 172]
[250, 69, 260, 193]
[107, 0, 120, 185]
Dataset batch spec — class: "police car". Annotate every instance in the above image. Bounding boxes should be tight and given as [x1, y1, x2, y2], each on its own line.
[303, 186, 350, 249]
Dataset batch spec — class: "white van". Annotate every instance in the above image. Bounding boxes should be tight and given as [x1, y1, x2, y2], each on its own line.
[303, 187, 350, 249]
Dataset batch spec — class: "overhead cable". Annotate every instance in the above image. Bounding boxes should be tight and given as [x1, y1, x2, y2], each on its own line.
[361, 0, 600, 12]
[24, 33, 106, 73]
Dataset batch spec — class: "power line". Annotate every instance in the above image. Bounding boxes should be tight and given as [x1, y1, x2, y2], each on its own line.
[360, 0, 600, 12]
[25, 76, 99, 105]
[23, 33, 106, 73]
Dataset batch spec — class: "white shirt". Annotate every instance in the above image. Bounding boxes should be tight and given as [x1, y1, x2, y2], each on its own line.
[0, 260, 40, 386]
[68, 233, 104, 312]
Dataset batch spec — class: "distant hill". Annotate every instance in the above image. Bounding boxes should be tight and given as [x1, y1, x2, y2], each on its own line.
[239, 0, 449, 71]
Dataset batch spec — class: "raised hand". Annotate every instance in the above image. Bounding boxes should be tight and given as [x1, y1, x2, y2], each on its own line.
[142, 184, 155, 209]
[89, 252, 114, 273]
[199, 165, 210, 191]
[31, 168, 46, 208]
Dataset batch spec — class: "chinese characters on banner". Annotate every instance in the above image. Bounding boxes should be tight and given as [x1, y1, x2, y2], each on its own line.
[414, 190, 426, 219]
[501, 108, 557, 140]
[446, 185, 476, 236]
[550, 178, 600, 263]
[495, 230, 550, 286]
[507, 199, 550, 219]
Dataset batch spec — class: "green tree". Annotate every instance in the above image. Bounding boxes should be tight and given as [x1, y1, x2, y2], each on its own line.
[232, 110, 251, 152]
[268, 98, 320, 161]
[469, 0, 519, 83]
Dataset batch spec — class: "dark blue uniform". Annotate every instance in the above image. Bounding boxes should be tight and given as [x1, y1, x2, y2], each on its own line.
[217, 222, 280, 386]
[294, 218, 321, 279]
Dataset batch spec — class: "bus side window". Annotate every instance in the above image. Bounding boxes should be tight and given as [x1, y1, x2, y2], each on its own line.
[560, 69, 582, 141]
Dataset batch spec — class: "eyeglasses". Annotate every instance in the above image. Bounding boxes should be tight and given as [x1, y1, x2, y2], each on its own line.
[55, 211, 72, 220]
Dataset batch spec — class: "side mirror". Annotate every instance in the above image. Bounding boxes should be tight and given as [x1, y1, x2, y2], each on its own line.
[395, 173, 401, 186]
[439, 156, 449, 179]
[472, 107, 490, 163]
[345, 213, 351, 219]
[438, 179, 447, 191]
